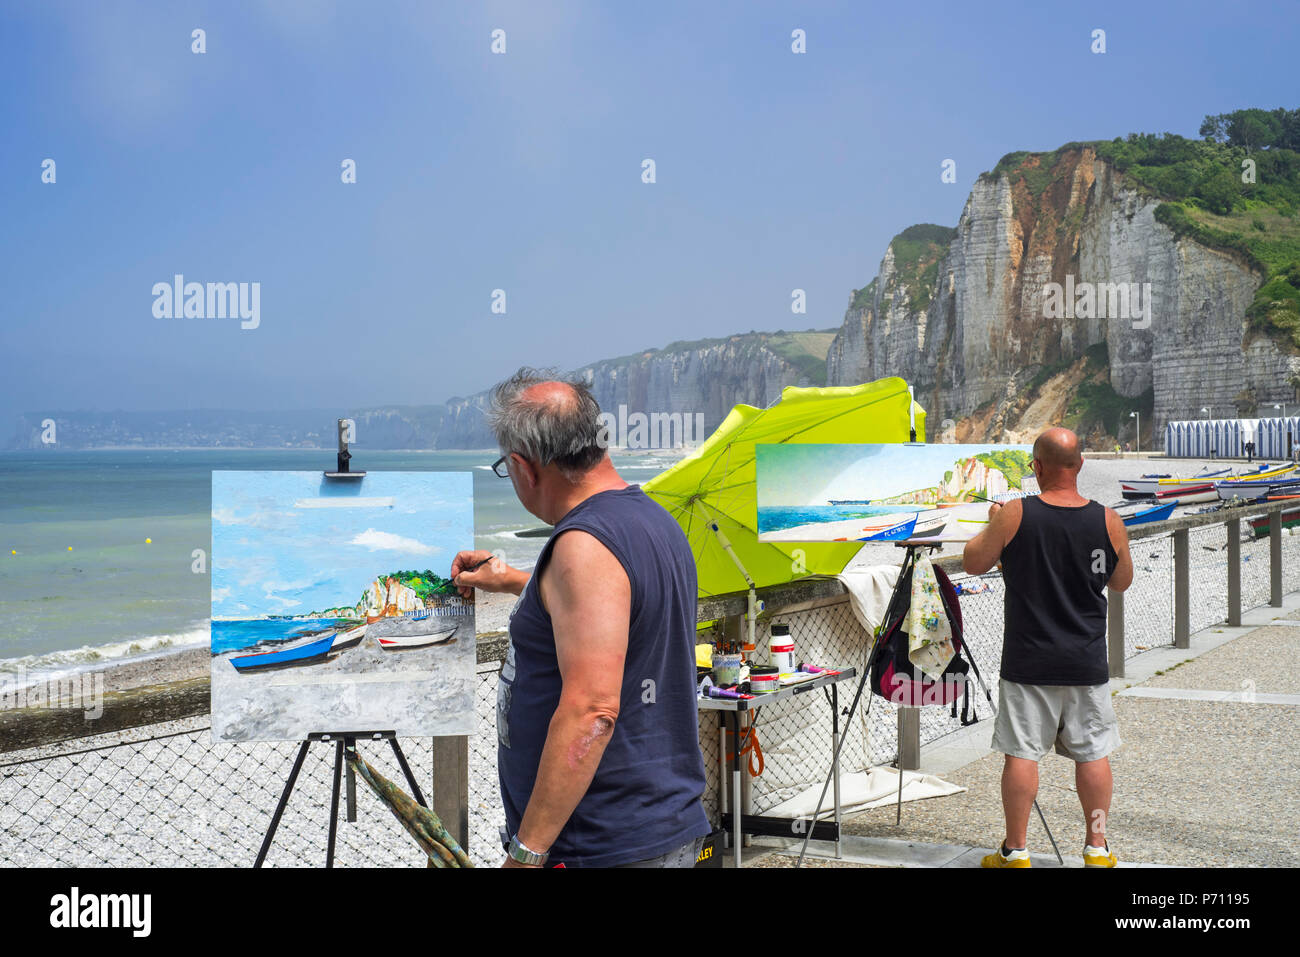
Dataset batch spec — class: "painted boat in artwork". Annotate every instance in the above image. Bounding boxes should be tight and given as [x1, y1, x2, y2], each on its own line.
[909, 517, 949, 538]
[855, 515, 918, 542]
[230, 631, 339, 672]
[330, 623, 367, 650]
[1121, 501, 1177, 526]
[375, 624, 458, 651]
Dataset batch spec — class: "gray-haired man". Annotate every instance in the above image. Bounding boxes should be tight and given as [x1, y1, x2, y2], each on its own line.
[451, 368, 710, 868]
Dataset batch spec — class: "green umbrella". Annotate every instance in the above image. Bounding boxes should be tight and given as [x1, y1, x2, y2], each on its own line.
[643, 377, 924, 610]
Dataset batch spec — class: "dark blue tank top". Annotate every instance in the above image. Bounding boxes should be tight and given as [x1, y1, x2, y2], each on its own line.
[1001, 496, 1117, 686]
[496, 485, 710, 867]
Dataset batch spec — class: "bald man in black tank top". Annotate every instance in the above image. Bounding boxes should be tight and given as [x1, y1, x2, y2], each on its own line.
[963, 428, 1133, 868]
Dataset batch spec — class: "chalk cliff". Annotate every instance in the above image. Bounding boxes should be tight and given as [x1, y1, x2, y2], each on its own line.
[827, 146, 1300, 445]
[437, 331, 837, 449]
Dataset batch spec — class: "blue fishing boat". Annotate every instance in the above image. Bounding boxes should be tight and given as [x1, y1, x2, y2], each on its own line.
[858, 515, 918, 542]
[230, 631, 338, 672]
[1122, 502, 1176, 527]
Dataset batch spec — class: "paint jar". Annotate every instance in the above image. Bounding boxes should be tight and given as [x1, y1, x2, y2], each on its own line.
[769, 624, 795, 675]
[749, 665, 780, 694]
[713, 653, 742, 687]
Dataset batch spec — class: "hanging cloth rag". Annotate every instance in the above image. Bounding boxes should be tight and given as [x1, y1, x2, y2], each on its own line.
[902, 553, 954, 680]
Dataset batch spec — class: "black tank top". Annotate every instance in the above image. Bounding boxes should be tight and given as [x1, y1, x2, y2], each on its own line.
[1001, 496, 1117, 685]
[496, 485, 709, 866]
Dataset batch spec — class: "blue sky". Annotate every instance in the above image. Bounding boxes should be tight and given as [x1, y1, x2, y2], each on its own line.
[757, 443, 1031, 505]
[211, 470, 472, 617]
[3, 0, 1297, 428]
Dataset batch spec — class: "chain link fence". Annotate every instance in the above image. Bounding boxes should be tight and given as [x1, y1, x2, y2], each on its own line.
[1, 515, 1284, 866]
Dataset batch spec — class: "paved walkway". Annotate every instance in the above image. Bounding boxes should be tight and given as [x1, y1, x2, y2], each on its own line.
[738, 592, 1300, 868]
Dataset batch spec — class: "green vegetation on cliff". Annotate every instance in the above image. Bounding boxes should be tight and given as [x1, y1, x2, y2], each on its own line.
[1063, 343, 1154, 440]
[852, 224, 956, 316]
[973, 450, 1034, 489]
[984, 109, 1300, 350]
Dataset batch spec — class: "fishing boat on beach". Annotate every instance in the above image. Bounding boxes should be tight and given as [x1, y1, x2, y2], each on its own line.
[1121, 501, 1177, 527]
[1214, 466, 1300, 501]
[1120, 464, 1257, 500]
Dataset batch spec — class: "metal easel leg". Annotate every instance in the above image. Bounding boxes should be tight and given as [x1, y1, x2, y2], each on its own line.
[326, 738, 344, 868]
[831, 683, 842, 859]
[389, 737, 428, 807]
[254, 739, 310, 868]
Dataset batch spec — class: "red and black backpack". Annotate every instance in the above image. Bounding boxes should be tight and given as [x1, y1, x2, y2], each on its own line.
[868, 561, 983, 725]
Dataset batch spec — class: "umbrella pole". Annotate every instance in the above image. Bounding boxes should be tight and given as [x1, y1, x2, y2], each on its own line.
[709, 520, 760, 651]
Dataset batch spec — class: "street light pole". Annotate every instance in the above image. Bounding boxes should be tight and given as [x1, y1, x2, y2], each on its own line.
[1129, 410, 1140, 455]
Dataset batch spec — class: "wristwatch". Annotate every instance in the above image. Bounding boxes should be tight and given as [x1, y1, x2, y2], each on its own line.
[507, 833, 549, 866]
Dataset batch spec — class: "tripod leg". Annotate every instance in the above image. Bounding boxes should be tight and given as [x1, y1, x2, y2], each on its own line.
[326, 738, 344, 868]
[390, 737, 428, 807]
[796, 665, 870, 867]
[1034, 800, 1064, 865]
[255, 739, 310, 868]
[796, 549, 913, 868]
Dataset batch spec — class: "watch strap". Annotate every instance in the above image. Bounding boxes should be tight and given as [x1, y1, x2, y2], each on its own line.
[507, 833, 549, 866]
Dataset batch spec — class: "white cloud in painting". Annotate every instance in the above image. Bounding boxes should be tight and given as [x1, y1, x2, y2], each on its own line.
[350, 529, 438, 555]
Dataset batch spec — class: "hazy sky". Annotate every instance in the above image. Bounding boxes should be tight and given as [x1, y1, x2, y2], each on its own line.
[3, 0, 1296, 428]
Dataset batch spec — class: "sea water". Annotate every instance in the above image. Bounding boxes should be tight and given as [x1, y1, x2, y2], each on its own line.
[0, 447, 681, 690]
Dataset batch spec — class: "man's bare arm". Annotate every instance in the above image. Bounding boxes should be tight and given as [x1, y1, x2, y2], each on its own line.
[962, 498, 1020, 575]
[1104, 507, 1134, 592]
[510, 530, 630, 865]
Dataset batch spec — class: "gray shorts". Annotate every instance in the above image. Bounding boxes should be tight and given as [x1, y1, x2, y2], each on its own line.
[991, 679, 1120, 763]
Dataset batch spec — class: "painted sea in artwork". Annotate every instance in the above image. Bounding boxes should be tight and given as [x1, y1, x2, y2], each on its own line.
[210, 470, 477, 741]
[756, 443, 1034, 543]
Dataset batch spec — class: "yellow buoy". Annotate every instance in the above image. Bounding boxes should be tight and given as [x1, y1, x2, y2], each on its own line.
[145, 538, 152, 544]
[67, 546, 73, 551]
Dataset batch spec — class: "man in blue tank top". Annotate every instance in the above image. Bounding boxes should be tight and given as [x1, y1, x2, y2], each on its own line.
[963, 428, 1133, 868]
[451, 369, 710, 868]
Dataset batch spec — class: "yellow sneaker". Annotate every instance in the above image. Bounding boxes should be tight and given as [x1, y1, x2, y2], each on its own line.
[981, 844, 1031, 868]
[1083, 842, 1117, 867]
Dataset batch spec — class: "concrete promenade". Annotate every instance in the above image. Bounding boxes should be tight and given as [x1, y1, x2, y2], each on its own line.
[742, 591, 1300, 868]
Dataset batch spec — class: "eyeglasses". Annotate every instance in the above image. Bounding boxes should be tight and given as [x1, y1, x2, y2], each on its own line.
[491, 455, 510, 478]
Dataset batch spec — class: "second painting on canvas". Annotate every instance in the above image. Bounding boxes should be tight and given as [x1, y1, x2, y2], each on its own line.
[756, 443, 1034, 543]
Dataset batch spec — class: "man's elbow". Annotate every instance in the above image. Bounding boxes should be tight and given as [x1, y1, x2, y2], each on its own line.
[962, 545, 989, 576]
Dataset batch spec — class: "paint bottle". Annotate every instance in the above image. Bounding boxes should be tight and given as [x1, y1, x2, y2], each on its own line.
[769, 624, 795, 675]
[749, 665, 780, 694]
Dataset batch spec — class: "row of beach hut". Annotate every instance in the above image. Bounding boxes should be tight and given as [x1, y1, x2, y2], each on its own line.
[1163, 416, 1300, 459]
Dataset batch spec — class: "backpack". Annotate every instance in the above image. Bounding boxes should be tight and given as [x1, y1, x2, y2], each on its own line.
[869, 561, 982, 726]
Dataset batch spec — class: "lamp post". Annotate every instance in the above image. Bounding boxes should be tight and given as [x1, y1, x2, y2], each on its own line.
[1129, 410, 1140, 455]
[1279, 403, 1294, 461]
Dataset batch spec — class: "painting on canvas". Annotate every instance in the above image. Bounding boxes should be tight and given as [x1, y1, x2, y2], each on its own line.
[756, 443, 1034, 544]
[210, 471, 475, 742]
